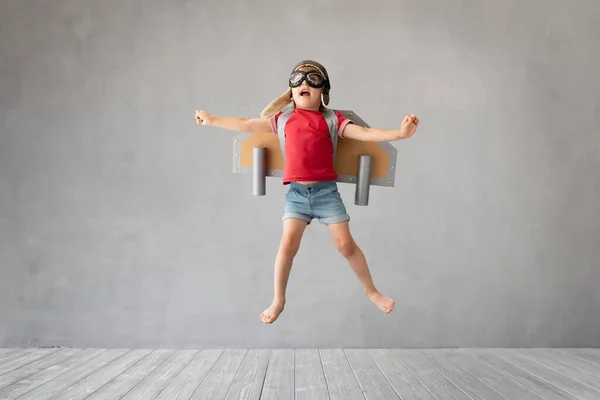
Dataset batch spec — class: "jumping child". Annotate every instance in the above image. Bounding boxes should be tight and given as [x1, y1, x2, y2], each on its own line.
[195, 60, 419, 324]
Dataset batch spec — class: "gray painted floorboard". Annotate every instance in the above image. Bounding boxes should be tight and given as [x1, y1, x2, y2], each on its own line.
[555, 348, 600, 373]
[393, 349, 471, 400]
[0, 348, 83, 392]
[443, 349, 545, 400]
[518, 348, 600, 391]
[155, 349, 222, 400]
[0, 349, 60, 376]
[419, 349, 508, 400]
[190, 349, 247, 400]
[224, 349, 270, 400]
[121, 350, 198, 400]
[369, 349, 436, 400]
[260, 350, 294, 400]
[490, 349, 600, 400]
[17, 349, 128, 400]
[52, 349, 152, 400]
[0, 349, 106, 400]
[344, 349, 398, 400]
[0, 350, 36, 364]
[85, 349, 174, 400]
[294, 349, 329, 400]
[471, 349, 578, 400]
[320, 349, 364, 400]
[0, 348, 597, 399]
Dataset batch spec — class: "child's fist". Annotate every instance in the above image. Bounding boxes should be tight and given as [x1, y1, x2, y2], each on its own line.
[195, 110, 212, 126]
[399, 114, 419, 139]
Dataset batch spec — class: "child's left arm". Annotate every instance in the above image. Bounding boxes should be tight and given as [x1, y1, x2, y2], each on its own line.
[342, 114, 420, 142]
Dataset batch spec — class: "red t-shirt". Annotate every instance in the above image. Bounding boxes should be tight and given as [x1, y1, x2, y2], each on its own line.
[270, 108, 353, 184]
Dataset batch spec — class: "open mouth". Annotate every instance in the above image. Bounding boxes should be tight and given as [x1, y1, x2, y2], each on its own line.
[300, 89, 310, 96]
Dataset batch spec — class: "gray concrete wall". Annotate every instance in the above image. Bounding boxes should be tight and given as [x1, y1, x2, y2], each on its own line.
[1, 0, 599, 349]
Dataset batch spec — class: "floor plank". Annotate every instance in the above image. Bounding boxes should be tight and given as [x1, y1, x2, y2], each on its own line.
[260, 349, 294, 400]
[545, 349, 600, 379]
[155, 349, 222, 400]
[16, 349, 128, 400]
[224, 349, 270, 400]
[0, 348, 82, 391]
[419, 349, 508, 400]
[0, 349, 32, 363]
[345, 349, 399, 400]
[320, 349, 365, 400]
[577, 349, 600, 360]
[0, 347, 598, 400]
[295, 349, 329, 400]
[557, 348, 600, 371]
[0, 348, 106, 400]
[190, 349, 247, 400]
[491, 349, 600, 400]
[0, 349, 60, 376]
[470, 349, 577, 400]
[392, 350, 470, 400]
[445, 349, 544, 400]
[85, 349, 174, 400]
[369, 349, 436, 400]
[51, 349, 152, 400]
[120, 350, 198, 400]
[519, 348, 600, 391]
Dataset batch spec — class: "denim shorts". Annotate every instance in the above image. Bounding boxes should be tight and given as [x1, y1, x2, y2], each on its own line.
[283, 181, 350, 225]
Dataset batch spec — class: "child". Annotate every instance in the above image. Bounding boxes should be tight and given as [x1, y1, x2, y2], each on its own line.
[195, 60, 419, 324]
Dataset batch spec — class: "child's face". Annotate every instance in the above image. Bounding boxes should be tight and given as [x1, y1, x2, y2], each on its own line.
[289, 67, 324, 110]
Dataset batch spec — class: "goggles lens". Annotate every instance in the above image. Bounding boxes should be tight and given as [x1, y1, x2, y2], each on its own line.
[289, 71, 325, 88]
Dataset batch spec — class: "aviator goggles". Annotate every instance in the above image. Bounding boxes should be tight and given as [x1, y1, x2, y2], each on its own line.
[288, 70, 326, 89]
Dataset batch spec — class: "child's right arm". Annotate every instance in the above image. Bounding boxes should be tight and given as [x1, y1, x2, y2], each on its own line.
[195, 110, 272, 133]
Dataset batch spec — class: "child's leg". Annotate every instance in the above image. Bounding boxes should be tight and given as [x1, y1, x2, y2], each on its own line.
[260, 218, 308, 324]
[327, 221, 395, 314]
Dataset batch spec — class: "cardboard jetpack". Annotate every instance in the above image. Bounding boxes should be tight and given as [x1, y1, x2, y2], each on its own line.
[232, 110, 397, 206]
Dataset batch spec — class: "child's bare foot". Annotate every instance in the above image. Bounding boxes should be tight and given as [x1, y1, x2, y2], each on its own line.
[367, 291, 395, 314]
[260, 301, 285, 324]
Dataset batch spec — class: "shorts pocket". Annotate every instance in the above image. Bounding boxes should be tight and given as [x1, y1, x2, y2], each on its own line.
[286, 188, 299, 200]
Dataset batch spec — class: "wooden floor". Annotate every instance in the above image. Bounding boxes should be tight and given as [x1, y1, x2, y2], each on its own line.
[0, 348, 599, 399]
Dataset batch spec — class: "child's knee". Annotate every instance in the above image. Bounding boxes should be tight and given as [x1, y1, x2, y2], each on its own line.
[280, 236, 301, 257]
[336, 238, 356, 258]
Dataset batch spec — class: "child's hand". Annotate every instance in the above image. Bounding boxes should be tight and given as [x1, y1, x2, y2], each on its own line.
[399, 114, 419, 139]
[195, 110, 213, 126]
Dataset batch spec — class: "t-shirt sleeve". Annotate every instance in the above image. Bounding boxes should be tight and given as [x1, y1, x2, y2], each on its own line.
[270, 111, 283, 134]
[335, 111, 354, 138]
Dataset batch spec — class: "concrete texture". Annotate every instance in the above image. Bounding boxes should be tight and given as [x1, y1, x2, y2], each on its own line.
[0, 0, 599, 348]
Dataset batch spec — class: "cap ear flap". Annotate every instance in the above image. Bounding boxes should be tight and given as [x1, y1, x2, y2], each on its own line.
[260, 88, 293, 119]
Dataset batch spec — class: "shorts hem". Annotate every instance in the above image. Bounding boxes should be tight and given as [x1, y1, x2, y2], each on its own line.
[282, 212, 312, 224]
[319, 214, 350, 225]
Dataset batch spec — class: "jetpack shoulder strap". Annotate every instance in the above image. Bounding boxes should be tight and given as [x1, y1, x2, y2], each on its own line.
[276, 105, 339, 164]
[276, 104, 295, 163]
[322, 108, 339, 163]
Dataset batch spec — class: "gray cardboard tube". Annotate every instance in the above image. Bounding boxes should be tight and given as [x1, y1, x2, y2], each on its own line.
[355, 155, 372, 206]
[253, 147, 266, 196]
